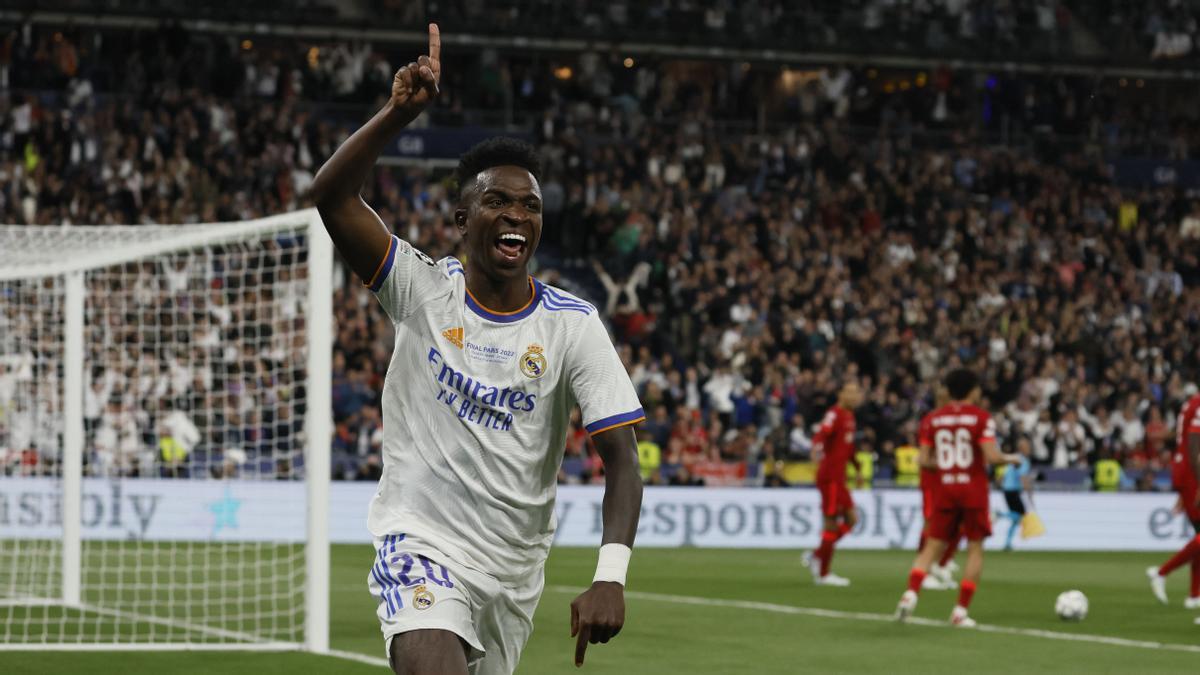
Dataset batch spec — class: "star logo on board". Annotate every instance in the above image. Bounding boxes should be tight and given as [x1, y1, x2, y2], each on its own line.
[442, 326, 464, 349]
[208, 486, 242, 535]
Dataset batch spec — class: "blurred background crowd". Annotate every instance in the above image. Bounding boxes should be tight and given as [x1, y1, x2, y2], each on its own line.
[13, 0, 1200, 64]
[1, 9, 1199, 491]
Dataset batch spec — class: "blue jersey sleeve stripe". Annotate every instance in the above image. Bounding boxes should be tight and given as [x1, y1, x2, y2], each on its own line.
[586, 408, 646, 435]
[365, 236, 399, 292]
[542, 296, 592, 314]
[542, 289, 594, 314]
[543, 287, 583, 302]
[544, 294, 589, 310]
[543, 287, 594, 311]
[554, 287, 595, 311]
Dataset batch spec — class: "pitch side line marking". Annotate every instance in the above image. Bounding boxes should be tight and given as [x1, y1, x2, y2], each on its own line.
[545, 585, 1200, 656]
[327, 648, 389, 668]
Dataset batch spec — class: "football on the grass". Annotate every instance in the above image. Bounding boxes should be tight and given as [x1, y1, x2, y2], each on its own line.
[1055, 590, 1088, 621]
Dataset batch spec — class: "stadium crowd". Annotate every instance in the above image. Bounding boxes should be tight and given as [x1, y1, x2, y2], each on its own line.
[33, 0, 1189, 64]
[378, 0, 1075, 59]
[1, 22, 1199, 490]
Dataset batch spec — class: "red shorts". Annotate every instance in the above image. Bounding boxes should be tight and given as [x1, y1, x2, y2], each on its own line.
[818, 480, 854, 517]
[922, 485, 936, 520]
[928, 507, 991, 542]
[1180, 484, 1200, 524]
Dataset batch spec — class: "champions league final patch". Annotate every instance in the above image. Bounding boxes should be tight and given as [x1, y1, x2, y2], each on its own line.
[413, 585, 435, 610]
[520, 343, 547, 379]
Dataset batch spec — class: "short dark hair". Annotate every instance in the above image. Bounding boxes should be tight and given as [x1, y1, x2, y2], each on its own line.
[944, 368, 979, 401]
[454, 137, 541, 198]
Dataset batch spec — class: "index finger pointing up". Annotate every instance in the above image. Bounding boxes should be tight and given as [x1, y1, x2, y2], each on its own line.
[428, 23, 440, 61]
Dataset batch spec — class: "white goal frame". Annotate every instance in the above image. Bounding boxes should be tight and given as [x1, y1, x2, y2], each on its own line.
[0, 209, 333, 653]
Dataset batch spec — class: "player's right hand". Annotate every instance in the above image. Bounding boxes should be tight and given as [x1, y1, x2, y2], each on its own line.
[390, 23, 441, 117]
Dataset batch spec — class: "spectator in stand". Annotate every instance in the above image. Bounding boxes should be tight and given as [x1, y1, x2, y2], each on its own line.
[635, 426, 662, 484]
[787, 414, 813, 460]
[1141, 406, 1171, 467]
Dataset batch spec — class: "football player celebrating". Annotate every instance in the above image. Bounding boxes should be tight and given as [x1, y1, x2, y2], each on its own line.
[311, 25, 644, 673]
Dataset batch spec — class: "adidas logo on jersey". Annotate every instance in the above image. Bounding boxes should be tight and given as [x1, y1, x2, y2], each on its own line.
[442, 326, 464, 349]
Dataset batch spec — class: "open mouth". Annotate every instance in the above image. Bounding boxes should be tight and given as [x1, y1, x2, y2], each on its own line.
[493, 232, 528, 263]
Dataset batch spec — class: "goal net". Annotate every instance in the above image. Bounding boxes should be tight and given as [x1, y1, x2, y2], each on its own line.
[0, 210, 332, 652]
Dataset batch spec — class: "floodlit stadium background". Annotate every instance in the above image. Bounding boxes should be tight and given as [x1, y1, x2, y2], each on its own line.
[4, 1, 1200, 673]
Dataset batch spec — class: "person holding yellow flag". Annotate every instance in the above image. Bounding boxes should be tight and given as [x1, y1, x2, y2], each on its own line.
[996, 436, 1036, 551]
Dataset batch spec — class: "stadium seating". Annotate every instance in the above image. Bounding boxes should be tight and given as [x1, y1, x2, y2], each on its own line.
[21, 0, 1199, 65]
[1, 18, 1195, 494]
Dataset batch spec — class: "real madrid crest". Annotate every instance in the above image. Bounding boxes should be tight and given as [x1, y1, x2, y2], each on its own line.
[519, 343, 547, 379]
[413, 584, 435, 610]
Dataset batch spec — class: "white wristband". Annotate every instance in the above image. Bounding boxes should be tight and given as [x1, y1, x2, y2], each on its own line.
[592, 543, 632, 586]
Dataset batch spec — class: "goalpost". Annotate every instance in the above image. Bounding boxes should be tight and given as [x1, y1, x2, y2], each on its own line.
[0, 209, 332, 652]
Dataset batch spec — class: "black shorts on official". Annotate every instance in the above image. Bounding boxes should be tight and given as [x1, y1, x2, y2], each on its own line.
[1003, 490, 1026, 516]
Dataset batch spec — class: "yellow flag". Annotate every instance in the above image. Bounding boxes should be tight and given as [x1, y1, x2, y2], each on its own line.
[1020, 511, 1046, 539]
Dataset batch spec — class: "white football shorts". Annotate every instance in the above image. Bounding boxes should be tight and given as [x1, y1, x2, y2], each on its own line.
[368, 532, 544, 675]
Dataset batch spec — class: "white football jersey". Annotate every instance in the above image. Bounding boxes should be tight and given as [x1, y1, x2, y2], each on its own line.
[364, 235, 643, 580]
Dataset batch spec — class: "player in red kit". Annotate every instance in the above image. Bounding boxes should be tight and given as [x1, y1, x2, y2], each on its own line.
[1146, 391, 1200, 617]
[917, 387, 962, 591]
[895, 369, 1020, 626]
[802, 381, 865, 587]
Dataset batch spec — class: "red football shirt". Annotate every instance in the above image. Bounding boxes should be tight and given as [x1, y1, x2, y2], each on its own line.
[918, 412, 937, 494]
[1173, 394, 1200, 491]
[917, 403, 996, 510]
[814, 405, 856, 483]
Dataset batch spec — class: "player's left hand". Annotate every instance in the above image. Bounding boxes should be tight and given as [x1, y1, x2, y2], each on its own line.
[856, 475, 865, 489]
[570, 581, 625, 667]
[1193, 491, 1200, 509]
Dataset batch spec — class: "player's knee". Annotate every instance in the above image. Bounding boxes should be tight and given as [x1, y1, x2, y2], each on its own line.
[390, 629, 470, 675]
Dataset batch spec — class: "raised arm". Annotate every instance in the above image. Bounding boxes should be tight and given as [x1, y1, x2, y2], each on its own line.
[571, 426, 642, 667]
[309, 24, 442, 281]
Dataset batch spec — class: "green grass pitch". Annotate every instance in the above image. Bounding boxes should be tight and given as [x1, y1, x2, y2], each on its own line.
[5, 546, 1199, 674]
